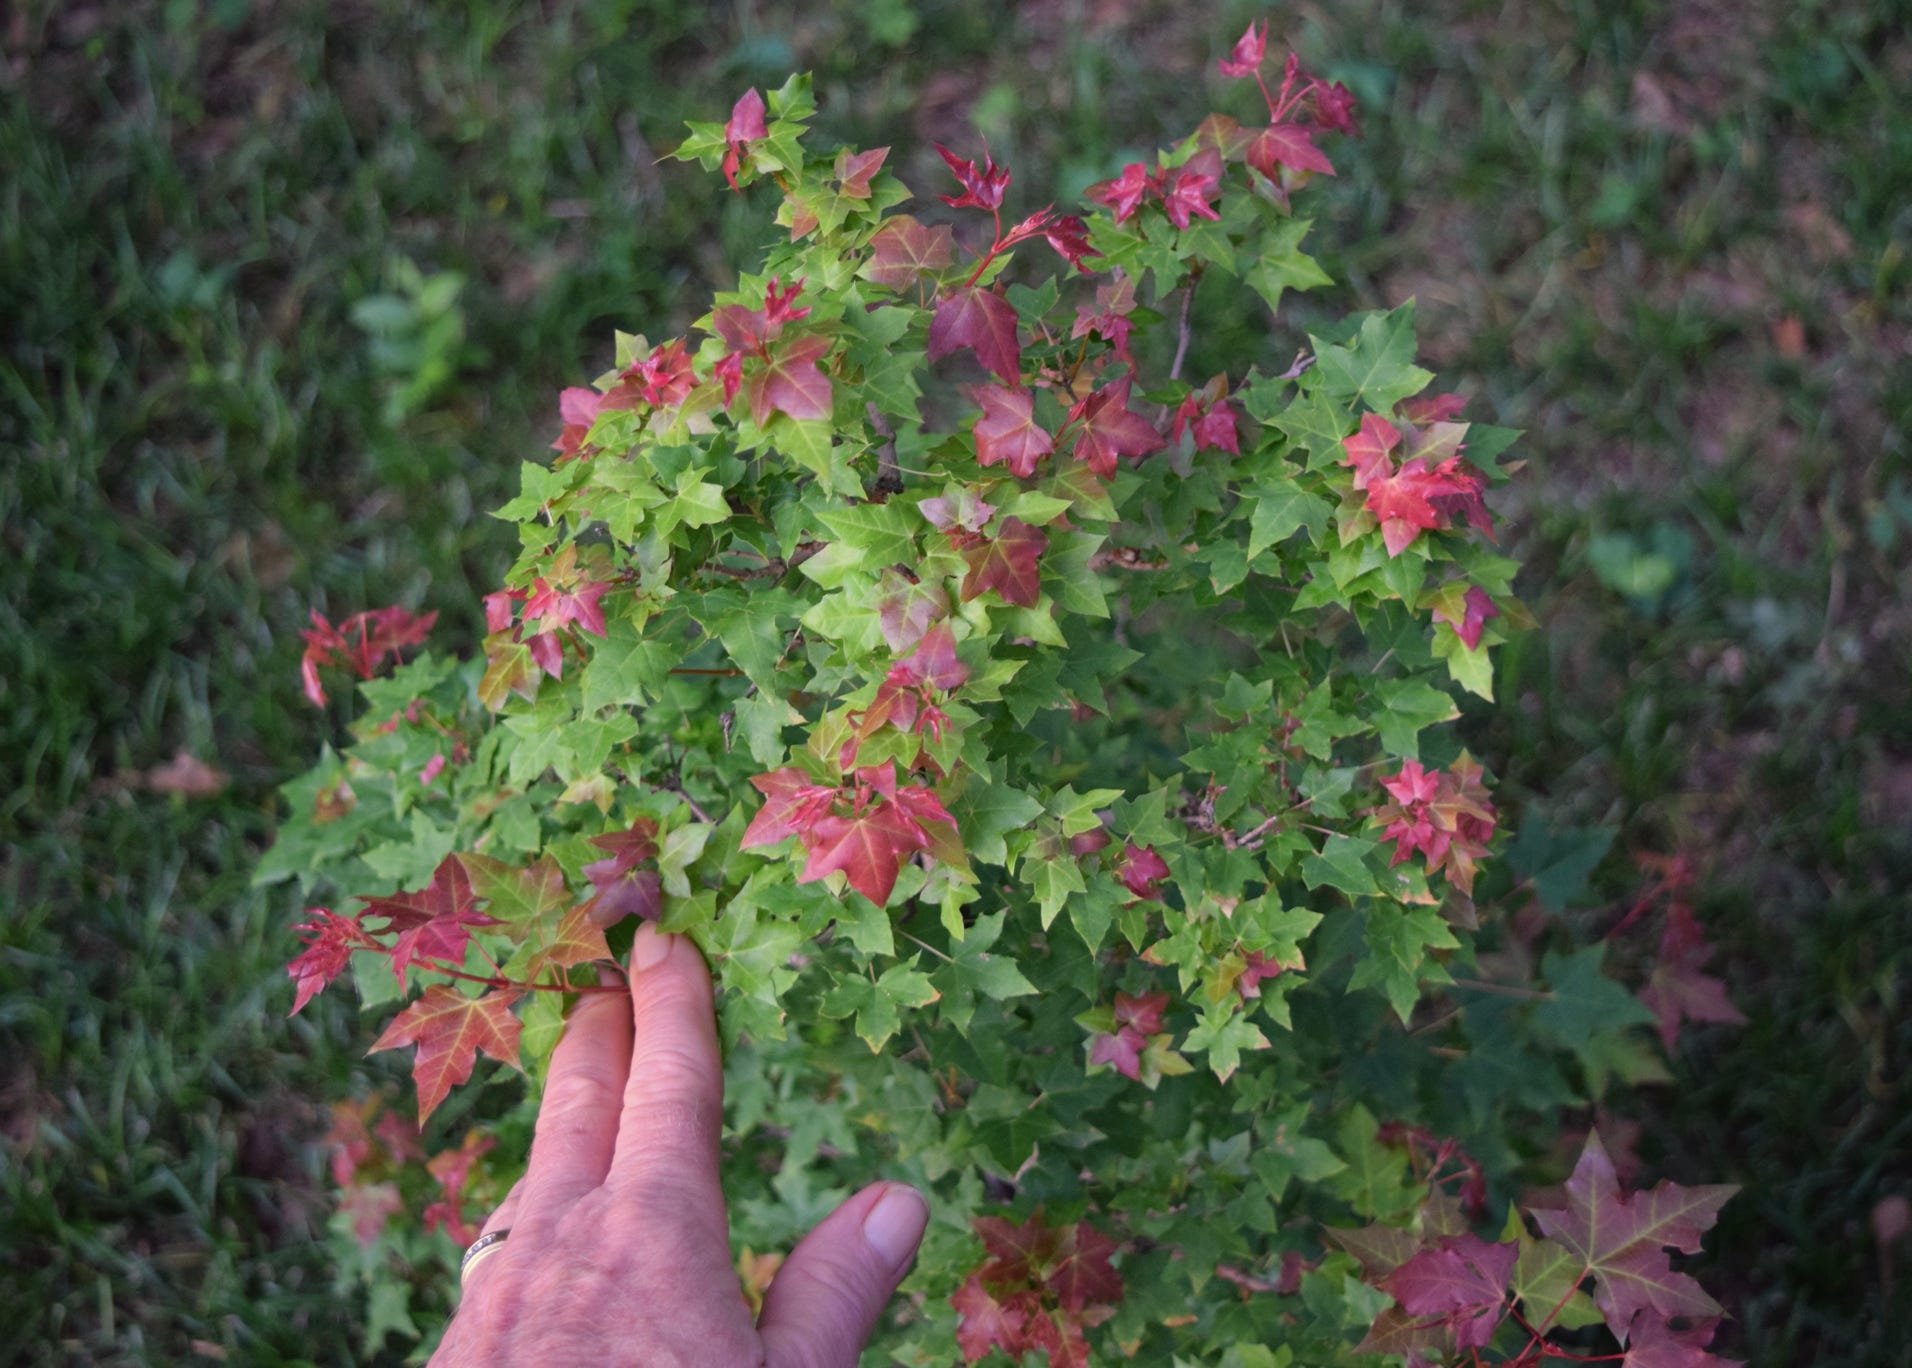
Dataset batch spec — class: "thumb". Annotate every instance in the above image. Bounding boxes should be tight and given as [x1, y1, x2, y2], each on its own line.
[757, 1181, 929, 1368]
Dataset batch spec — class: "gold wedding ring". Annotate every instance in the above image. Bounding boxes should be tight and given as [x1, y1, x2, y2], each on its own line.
[460, 1228, 510, 1285]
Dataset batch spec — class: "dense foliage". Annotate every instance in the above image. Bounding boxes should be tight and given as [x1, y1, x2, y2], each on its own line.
[264, 25, 1733, 1365]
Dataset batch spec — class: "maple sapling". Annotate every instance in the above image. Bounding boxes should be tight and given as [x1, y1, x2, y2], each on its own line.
[266, 23, 1737, 1365]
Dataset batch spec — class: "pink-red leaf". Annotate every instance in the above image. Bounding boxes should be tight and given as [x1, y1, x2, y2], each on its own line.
[287, 907, 371, 1016]
[971, 384, 1055, 478]
[1380, 1234, 1516, 1351]
[935, 142, 1009, 211]
[370, 986, 522, 1125]
[929, 288, 1023, 385]
[798, 804, 930, 905]
[1218, 21, 1267, 78]
[1247, 122, 1336, 179]
[957, 517, 1047, 607]
[1529, 1130, 1738, 1342]
[1638, 903, 1746, 1049]
[749, 333, 834, 426]
[866, 215, 955, 291]
[1069, 377, 1165, 478]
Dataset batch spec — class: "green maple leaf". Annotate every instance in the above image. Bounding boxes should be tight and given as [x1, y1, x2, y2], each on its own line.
[1310, 302, 1435, 413]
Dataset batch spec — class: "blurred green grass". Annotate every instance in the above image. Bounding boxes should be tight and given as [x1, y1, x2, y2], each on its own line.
[1, 0, 1905, 1362]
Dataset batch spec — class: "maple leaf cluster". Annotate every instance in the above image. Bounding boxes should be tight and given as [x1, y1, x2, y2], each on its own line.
[324, 1095, 499, 1249]
[549, 337, 701, 462]
[480, 543, 614, 704]
[299, 604, 436, 708]
[711, 275, 835, 428]
[1370, 755, 1497, 896]
[1216, 25, 1359, 182]
[1089, 148, 1225, 230]
[950, 1213, 1124, 1368]
[580, 816, 664, 928]
[1085, 990, 1189, 1086]
[1340, 405, 1495, 558]
[1624, 854, 1746, 1050]
[288, 853, 619, 1122]
[740, 759, 963, 906]
[1335, 1132, 1739, 1367]
[721, 87, 767, 190]
[842, 623, 970, 766]
[1170, 373, 1244, 456]
[968, 376, 1166, 484]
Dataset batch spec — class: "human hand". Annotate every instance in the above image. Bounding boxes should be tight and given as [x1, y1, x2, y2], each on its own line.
[432, 922, 930, 1366]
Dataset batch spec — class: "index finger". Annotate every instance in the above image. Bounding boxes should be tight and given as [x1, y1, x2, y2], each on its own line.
[608, 924, 729, 1248]
[510, 975, 634, 1239]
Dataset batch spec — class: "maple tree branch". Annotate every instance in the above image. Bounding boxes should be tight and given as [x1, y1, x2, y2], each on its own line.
[901, 931, 953, 964]
[866, 402, 903, 493]
[1168, 278, 1196, 383]
[1087, 548, 1169, 571]
[1449, 977, 1552, 1001]
[417, 960, 623, 995]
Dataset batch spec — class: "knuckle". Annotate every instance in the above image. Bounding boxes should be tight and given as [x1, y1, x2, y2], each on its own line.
[618, 1092, 722, 1158]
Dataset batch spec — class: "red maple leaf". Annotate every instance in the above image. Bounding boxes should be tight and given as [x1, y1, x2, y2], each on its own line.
[954, 1214, 1123, 1367]
[1158, 150, 1223, 230]
[1071, 274, 1138, 365]
[748, 333, 834, 426]
[1114, 843, 1170, 900]
[300, 605, 437, 707]
[1087, 162, 1157, 225]
[1432, 585, 1500, 650]
[287, 907, 373, 1016]
[971, 384, 1055, 478]
[1112, 990, 1168, 1035]
[1068, 377, 1165, 478]
[1246, 122, 1336, 179]
[1173, 388, 1243, 456]
[1379, 1234, 1516, 1351]
[1340, 412, 1402, 489]
[739, 766, 841, 848]
[582, 817, 664, 927]
[952, 1275, 1039, 1364]
[1529, 1131, 1738, 1343]
[721, 87, 767, 190]
[834, 145, 889, 199]
[956, 516, 1047, 606]
[929, 287, 1023, 384]
[741, 764, 960, 906]
[798, 804, 932, 905]
[865, 215, 955, 292]
[1088, 1027, 1147, 1080]
[370, 985, 522, 1125]
[524, 573, 610, 639]
[359, 854, 502, 987]
[935, 142, 1010, 211]
[1218, 20, 1267, 78]
[1045, 1221, 1123, 1310]
[1637, 903, 1746, 1049]
[1041, 215, 1097, 270]
[1313, 80, 1361, 136]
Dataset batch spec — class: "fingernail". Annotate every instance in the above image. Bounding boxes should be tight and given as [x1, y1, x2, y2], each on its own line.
[861, 1184, 929, 1269]
[631, 922, 677, 972]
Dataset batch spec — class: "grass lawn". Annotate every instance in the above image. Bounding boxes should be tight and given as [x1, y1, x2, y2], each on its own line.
[2, 0, 1905, 1363]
